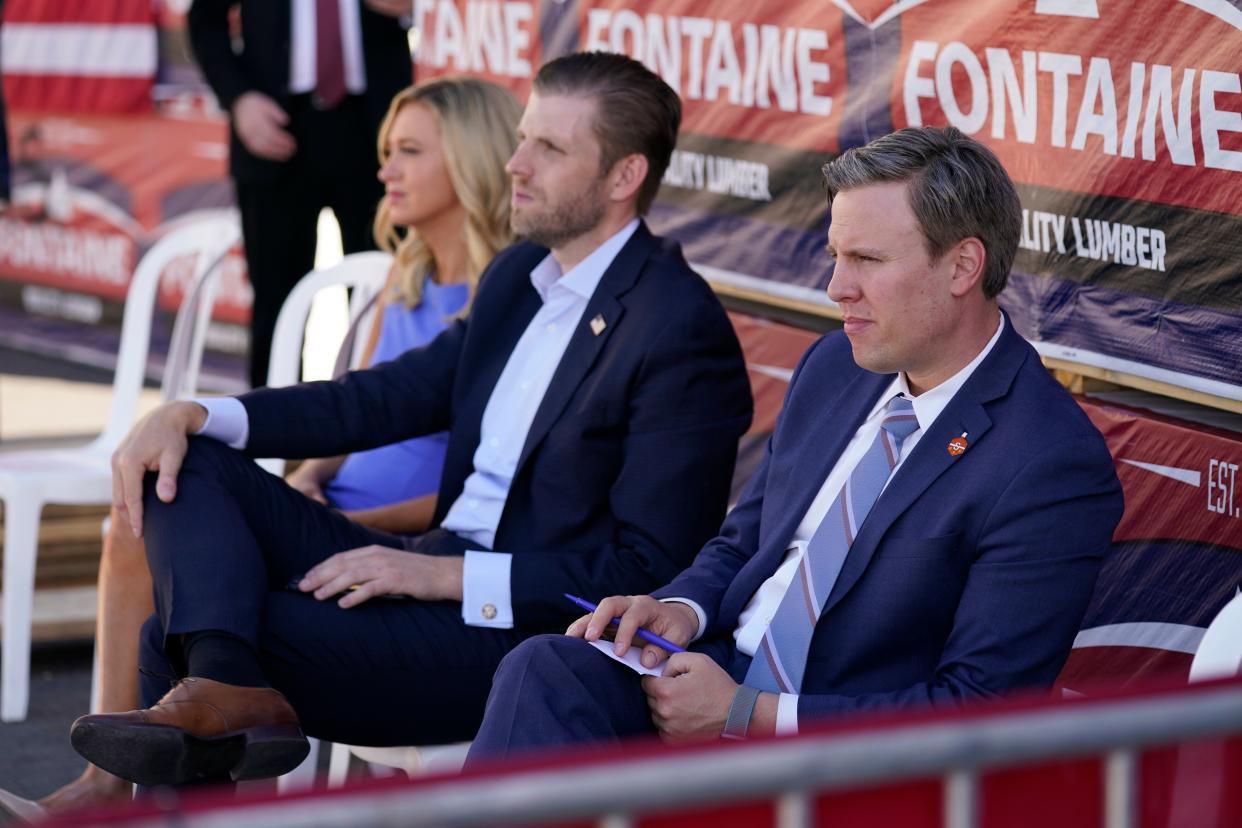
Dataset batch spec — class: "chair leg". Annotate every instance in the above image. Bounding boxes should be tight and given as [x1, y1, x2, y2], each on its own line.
[327, 742, 354, 788]
[2, 492, 43, 722]
[277, 736, 321, 793]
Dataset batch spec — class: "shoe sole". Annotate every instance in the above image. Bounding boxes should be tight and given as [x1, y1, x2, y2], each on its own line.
[70, 719, 309, 787]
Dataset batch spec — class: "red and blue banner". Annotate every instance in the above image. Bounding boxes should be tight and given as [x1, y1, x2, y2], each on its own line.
[1057, 396, 1242, 692]
[413, 0, 1242, 401]
[728, 315, 1242, 692]
[1, 0, 159, 114]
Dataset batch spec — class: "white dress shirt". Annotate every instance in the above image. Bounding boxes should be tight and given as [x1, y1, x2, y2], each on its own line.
[289, 0, 367, 96]
[671, 313, 1005, 734]
[194, 220, 641, 630]
[448, 219, 639, 627]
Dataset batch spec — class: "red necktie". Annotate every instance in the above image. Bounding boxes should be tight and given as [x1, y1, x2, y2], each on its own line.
[315, 0, 347, 108]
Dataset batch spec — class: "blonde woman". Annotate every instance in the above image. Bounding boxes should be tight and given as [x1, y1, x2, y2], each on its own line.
[39, 77, 521, 812]
[284, 78, 520, 529]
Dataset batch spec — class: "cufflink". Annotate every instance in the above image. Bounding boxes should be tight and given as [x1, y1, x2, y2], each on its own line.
[481, 603, 497, 620]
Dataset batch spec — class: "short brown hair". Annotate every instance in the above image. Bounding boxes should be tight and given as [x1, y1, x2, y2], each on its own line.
[533, 52, 681, 215]
[821, 127, 1021, 298]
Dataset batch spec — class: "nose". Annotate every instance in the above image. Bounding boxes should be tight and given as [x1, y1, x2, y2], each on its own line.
[377, 155, 396, 183]
[826, 259, 856, 303]
[505, 142, 529, 178]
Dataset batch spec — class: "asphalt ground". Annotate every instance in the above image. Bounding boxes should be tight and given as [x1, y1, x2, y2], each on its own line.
[0, 641, 94, 800]
[0, 345, 335, 806]
[0, 347, 113, 801]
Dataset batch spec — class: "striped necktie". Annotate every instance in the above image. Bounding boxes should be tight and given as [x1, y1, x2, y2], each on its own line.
[745, 396, 919, 694]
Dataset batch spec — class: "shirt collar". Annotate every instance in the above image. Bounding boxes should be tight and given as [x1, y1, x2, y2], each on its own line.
[868, 312, 1006, 432]
[900, 312, 1005, 431]
[528, 218, 641, 302]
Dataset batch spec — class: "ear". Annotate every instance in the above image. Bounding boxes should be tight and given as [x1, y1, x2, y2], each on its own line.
[947, 237, 986, 298]
[607, 153, 649, 205]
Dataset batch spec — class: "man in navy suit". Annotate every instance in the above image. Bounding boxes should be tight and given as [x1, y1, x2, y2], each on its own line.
[69, 53, 752, 786]
[466, 126, 1124, 757]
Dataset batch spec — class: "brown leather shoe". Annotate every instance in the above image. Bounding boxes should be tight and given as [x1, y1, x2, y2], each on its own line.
[69, 678, 309, 787]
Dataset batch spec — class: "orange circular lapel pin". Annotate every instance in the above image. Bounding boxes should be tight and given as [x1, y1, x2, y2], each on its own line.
[947, 432, 968, 456]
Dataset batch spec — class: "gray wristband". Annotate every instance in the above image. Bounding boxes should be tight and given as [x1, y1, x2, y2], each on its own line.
[721, 684, 762, 741]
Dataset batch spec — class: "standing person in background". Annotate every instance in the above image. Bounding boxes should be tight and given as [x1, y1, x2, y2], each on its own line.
[187, 0, 411, 389]
[33, 78, 520, 813]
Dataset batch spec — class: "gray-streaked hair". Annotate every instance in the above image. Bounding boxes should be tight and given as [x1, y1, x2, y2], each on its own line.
[533, 51, 681, 215]
[821, 127, 1021, 298]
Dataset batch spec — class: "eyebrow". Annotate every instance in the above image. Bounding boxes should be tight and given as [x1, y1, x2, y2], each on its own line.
[826, 244, 887, 259]
[537, 133, 567, 152]
[517, 124, 569, 153]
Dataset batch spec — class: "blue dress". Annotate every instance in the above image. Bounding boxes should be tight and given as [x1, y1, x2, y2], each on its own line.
[323, 274, 469, 511]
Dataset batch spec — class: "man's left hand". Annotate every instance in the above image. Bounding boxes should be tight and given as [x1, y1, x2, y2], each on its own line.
[641, 653, 736, 744]
[299, 546, 463, 607]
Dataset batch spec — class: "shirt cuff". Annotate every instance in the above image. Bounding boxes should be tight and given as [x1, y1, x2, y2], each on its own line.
[659, 598, 706, 641]
[192, 396, 248, 449]
[775, 693, 799, 735]
[462, 550, 513, 628]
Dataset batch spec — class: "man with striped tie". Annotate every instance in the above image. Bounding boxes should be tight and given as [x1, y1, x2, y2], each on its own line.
[467, 126, 1124, 757]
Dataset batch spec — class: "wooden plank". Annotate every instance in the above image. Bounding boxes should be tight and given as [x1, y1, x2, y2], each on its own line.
[1042, 357, 1242, 415]
[0, 503, 108, 590]
[712, 281, 841, 323]
[709, 285, 1242, 416]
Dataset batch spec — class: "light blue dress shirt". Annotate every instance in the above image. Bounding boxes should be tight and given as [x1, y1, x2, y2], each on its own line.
[447, 219, 639, 628]
[195, 220, 641, 630]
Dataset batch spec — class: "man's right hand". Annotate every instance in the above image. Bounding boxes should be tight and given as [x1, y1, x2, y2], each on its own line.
[566, 595, 698, 669]
[111, 401, 208, 538]
[232, 92, 296, 161]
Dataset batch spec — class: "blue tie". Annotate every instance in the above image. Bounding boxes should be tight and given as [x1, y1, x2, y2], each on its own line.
[745, 396, 919, 694]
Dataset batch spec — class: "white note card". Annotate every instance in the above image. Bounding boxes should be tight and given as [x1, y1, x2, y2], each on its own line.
[588, 640, 667, 677]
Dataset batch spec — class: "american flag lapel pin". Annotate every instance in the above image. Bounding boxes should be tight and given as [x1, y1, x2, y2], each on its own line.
[590, 314, 607, 336]
[947, 432, 968, 457]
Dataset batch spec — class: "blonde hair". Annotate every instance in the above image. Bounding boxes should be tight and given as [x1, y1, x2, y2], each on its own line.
[372, 77, 521, 312]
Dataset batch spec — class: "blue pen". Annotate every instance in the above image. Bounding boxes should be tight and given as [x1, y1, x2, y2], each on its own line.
[564, 593, 686, 653]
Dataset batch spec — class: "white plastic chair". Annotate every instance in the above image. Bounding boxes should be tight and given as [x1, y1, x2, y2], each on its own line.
[260, 252, 392, 793]
[1189, 592, 1242, 681]
[1165, 592, 1242, 822]
[258, 251, 392, 478]
[0, 214, 240, 722]
[325, 740, 472, 787]
[269, 253, 476, 790]
[265, 253, 476, 791]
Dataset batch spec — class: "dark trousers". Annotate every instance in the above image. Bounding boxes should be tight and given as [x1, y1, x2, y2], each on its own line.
[236, 94, 382, 390]
[466, 633, 749, 763]
[139, 437, 521, 746]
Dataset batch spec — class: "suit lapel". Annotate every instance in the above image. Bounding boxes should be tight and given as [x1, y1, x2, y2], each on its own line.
[512, 224, 656, 475]
[718, 368, 890, 626]
[820, 318, 1028, 616]
[761, 369, 889, 557]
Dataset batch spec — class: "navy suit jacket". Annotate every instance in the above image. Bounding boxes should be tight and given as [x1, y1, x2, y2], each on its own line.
[654, 317, 1123, 723]
[239, 224, 753, 629]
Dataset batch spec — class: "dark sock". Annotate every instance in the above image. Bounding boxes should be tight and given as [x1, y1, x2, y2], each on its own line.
[182, 631, 269, 688]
